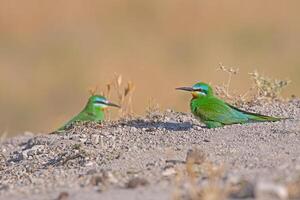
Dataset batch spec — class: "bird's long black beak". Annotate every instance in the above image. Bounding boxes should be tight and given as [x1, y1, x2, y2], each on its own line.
[175, 87, 194, 92]
[106, 102, 121, 108]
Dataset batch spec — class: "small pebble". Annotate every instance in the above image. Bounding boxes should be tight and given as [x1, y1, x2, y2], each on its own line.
[162, 167, 176, 177]
[126, 177, 149, 189]
[56, 192, 69, 200]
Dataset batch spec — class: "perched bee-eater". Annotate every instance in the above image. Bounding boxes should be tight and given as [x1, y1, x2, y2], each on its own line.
[176, 82, 281, 128]
[58, 95, 120, 131]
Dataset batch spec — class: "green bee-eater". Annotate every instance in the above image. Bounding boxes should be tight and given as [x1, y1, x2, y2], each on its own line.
[176, 82, 281, 128]
[58, 95, 120, 131]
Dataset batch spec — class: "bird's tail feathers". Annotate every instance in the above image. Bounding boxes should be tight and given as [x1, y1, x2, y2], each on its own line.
[227, 103, 284, 122]
[245, 113, 281, 122]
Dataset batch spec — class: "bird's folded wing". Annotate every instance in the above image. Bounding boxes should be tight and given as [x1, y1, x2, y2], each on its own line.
[226, 103, 281, 121]
[194, 99, 248, 125]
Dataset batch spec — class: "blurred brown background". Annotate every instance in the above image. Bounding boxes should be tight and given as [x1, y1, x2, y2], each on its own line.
[1, 0, 299, 136]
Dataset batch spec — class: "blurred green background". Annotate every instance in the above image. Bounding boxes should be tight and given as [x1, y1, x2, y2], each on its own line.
[1, 0, 299, 136]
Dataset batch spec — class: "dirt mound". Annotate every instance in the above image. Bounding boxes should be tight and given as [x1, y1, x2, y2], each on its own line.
[0, 100, 299, 200]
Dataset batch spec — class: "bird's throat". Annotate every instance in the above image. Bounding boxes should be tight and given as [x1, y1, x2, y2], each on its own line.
[192, 92, 199, 98]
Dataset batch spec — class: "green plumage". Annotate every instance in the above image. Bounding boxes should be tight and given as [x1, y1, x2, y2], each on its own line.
[177, 82, 281, 128]
[58, 95, 119, 131]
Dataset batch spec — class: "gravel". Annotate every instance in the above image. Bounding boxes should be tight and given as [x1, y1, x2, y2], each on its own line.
[0, 99, 299, 200]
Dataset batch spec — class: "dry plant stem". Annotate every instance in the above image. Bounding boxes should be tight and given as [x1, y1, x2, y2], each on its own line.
[186, 160, 199, 200]
[111, 74, 135, 117]
[86, 74, 135, 120]
[88, 86, 99, 96]
[105, 83, 112, 99]
[104, 83, 112, 120]
[216, 63, 240, 104]
[146, 98, 160, 115]
[0, 131, 8, 143]
[123, 81, 135, 116]
[249, 71, 290, 101]
[216, 64, 290, 105]
[173, 148, 228, 200]
[114, 74, 124, 106]
[218, 63, 239, 93]
[172, 167, 183, 200]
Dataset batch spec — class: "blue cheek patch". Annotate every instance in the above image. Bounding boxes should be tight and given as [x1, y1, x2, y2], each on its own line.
[199, 91, 206, 96]
[201, 85, 209, 92]
[96, 97, 105, 102]
[93, 96, 108, 105]
[192, 83, 208, 95]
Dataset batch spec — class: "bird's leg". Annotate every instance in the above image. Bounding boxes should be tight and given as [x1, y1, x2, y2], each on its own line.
[204, 121, 223, 129]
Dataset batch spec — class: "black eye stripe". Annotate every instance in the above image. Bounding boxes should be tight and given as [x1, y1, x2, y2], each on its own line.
[194, 88, 203, 92]
[95, 100, 106, 104]
[194, 88, 207, 94]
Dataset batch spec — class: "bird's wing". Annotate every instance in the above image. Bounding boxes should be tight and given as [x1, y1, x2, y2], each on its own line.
[58, 111, 95, 131]
[193, 97, 248, 125]
[226, 103, 281, 122]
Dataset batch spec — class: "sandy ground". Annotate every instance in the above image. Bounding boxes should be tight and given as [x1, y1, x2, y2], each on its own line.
[0, 99, 300, 200]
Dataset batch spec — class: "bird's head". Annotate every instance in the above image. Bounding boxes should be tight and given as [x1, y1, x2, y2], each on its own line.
[176, 82, 213, 98]
[88, 95, 120, 110]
